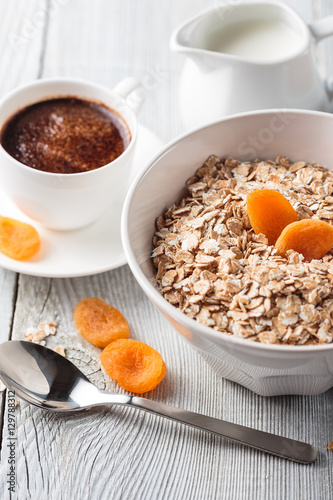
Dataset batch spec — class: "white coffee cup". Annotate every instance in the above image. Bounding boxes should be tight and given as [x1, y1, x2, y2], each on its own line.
[0, 77, 145, 230]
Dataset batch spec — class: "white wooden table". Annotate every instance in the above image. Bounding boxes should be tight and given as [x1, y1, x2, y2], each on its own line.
[0, 1, 333, 499]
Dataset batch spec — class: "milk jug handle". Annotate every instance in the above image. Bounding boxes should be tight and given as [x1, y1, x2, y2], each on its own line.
[309, 16, 333, 41]
[308, 16, 333, 101]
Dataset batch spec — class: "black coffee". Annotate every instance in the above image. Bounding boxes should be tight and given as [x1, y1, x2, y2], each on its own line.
[0, 97, 131, 174]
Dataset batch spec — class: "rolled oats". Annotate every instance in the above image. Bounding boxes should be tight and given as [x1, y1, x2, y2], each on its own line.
[152, 155, 333, 345]
[24, 320, 57, 344]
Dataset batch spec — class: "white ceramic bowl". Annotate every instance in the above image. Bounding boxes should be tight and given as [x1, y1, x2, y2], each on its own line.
[122, 110, 333, 396]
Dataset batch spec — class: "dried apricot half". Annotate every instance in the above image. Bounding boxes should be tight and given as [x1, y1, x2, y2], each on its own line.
[100, 339, 166, 394]
[0, 216, 40, 260]
[74, 297, 130, 347]
[246, 189, 298, 245]
[275, 219, 333, 261]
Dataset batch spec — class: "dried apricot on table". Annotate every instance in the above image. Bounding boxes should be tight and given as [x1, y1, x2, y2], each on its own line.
[74, 297, 130, 348]
[0, 216, 40, 260]
[100, 338, 166, 394]
[275, 219, 333, 261]
[246, 189, 298, 245]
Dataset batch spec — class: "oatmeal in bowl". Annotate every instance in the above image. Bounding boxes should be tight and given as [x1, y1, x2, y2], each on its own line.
[122, 110, 333, 395]
[152, 154, 333, 346]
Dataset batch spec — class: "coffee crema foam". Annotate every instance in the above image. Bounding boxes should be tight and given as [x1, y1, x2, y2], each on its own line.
[0, 97, 131, 174]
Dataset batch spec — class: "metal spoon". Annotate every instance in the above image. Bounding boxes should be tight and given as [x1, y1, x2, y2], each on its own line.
[0, 340, 318, 464]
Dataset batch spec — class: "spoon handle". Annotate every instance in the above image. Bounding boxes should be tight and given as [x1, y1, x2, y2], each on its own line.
[123, 396, 317, 464]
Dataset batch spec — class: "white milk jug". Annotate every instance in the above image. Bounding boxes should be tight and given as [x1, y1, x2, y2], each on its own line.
[171, 1, 333, 129]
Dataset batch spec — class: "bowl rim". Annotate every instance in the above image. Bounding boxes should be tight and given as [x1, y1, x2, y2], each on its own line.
[122, 108, 333, 353]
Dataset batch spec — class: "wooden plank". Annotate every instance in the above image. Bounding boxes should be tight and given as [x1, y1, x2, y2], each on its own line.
[0, 0, 46, 455]
[1, 269, 332, 500]
[317, 0, 333, 85]
[0, 271, 18, 449]
[0, 0, 50, 97]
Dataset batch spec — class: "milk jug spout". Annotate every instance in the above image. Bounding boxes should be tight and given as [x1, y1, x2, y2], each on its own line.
[170, 7, 231, 68]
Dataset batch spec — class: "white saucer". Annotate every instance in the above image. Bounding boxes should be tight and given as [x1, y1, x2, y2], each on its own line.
[0, 124, 163, 278]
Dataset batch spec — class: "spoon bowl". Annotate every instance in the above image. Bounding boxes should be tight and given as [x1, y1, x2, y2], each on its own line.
[0, 340, 318, 463]
[0, 340, 98, 410]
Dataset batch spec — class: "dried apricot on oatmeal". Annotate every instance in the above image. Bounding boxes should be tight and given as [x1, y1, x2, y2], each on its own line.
[275, 219, 333, 261]
[100, 339, 166, 394]
[0, 216, 40, 260]
[246, 189, 298, 245]
[74, 297, 130, 347]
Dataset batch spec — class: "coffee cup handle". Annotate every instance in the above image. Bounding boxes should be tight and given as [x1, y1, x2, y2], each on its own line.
[309, 16, 333, 41]
[309, 16, 333, 101]
[112, 77, 146, 115]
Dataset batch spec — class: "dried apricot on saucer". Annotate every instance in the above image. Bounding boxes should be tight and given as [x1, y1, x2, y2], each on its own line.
[100, 339, 166, 394]
[0, 216, 40, 260]
[246, 189, 298, 245]
[275, 219, 333, 261]
[74, 297, 130, 348]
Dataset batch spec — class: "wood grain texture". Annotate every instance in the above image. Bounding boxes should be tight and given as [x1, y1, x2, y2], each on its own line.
[0, 0, 46, 454]
[319, 0, 333, 90]
[0, 1, 333, 499]
[3, 270, 333, 500]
